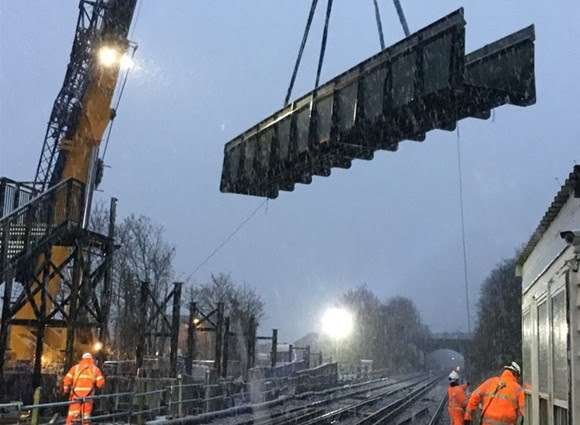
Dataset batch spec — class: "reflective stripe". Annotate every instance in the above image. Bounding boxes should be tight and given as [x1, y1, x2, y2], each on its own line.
[483, 419, 512, 425]
[487, 393, 517, 402]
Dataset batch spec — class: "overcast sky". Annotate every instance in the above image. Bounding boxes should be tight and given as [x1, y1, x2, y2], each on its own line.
[1, 1, 579, 342]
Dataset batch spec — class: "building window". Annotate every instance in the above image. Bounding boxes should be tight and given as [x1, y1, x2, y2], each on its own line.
[552, 290, 568, 401]
[554, 406, 568, 425]
[522, 310, 532, 387]
[539, 398, 548, 425]
[525, 393, 533, 425]
[537, 301, 549, 394]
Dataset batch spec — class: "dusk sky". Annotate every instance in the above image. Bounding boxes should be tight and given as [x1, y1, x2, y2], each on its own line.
[1, 1, 579, 342]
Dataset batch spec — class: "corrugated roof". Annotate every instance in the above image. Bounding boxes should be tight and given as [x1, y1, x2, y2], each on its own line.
[518, 165, 580, 266]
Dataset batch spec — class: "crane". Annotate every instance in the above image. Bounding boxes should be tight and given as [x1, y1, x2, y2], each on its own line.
[0, 0, 137, 385]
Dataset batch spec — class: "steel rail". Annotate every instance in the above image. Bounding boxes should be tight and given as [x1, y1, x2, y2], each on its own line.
[232, 375, 429, 425]
[354, 376, 443, 425]
[269, 375, 434, 425]
[427, 393, 448, 425]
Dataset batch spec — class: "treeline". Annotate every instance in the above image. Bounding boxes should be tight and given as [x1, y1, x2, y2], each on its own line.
[90, 203, 263, 360]
[468, 255, 522, 382]
[334, 285, 430, 372]
[189, 273, 264, 360]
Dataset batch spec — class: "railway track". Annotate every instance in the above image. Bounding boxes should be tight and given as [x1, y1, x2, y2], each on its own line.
[229, 374, 439, 425]
[426, 393, 448, 425]
[353, 377, 442, 425]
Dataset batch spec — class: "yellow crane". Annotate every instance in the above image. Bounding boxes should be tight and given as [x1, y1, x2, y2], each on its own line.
[0, 0, 137, 376]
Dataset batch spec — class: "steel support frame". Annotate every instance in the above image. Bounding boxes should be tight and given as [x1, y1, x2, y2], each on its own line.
[256, 328, 278, 369]
[186, 303, 234, 378]
[294, 345, 312, 368]
[136, 281, 183, 377]
[0, 228, 114, 386]
[246, 316, 257, 375]
[185, 302, 197, 375]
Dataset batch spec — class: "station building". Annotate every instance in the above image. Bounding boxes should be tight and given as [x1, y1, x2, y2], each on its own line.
[517, 165, 580, 424]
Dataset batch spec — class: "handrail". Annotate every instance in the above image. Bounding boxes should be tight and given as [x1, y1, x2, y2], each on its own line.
[0, 178, 82, 225]
[0, 178, 85, 272]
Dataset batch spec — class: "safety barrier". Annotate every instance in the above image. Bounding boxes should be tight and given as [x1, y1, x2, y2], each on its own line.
[0, 388, 166, 425]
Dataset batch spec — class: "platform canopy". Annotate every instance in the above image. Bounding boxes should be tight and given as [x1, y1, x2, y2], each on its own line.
[220, 9, 536, 199]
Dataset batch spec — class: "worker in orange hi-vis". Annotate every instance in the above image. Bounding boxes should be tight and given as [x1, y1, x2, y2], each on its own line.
[62, 353, 105, 425]
[464, 362, 525, 425]
[447, 370, 468, 425]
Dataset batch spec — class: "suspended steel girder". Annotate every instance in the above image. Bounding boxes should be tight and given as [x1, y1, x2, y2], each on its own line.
[220, 9, 536, 199]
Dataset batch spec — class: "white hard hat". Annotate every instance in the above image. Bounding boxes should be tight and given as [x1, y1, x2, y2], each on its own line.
[504, 361, 521, 375]
[82, 352, 93, 359]
[448, 370, 459, 381]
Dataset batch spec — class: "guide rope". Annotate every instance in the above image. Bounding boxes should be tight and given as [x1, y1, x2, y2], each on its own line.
[456, 126, 472, 335]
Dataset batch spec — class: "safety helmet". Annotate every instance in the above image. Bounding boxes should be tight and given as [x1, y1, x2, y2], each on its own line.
[82, 352, 93, 360]
[504, 361, 521, 375]
[448, 370, 459, 382]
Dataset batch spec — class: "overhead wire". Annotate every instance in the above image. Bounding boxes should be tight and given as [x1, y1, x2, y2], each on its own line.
[183, 199, 269, 283]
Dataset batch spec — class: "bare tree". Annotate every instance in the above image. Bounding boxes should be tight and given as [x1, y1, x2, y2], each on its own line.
[189, 273, 264, 365]
[189, 273, 264, 323]
[468, 255, 521, 382]
[381, 296, 430, 372]
[89, 202, 176, 358]
[339, 286, 430, 372]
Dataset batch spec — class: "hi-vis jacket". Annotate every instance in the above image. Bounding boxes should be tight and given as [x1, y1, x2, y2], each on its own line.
[465, 370, 524, 425]
[63, 358, 105, 398]
[448, 383, 468, 425]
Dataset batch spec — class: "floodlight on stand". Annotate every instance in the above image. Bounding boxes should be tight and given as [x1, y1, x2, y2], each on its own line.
[321, 307, 354, 341]
[93, 341, 104, 352]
